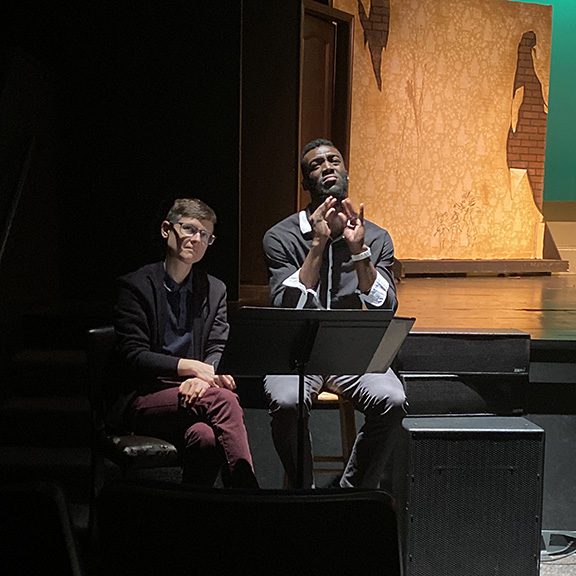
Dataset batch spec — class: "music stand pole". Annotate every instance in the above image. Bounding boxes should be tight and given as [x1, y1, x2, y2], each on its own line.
[293, 319, 318, 489]
[295, 361, 306, 489]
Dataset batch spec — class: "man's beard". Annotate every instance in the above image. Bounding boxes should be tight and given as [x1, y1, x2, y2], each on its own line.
[308, 171, 349, 203]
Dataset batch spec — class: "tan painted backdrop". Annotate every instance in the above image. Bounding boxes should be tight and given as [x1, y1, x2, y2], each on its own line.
[333, 0, 551, 259]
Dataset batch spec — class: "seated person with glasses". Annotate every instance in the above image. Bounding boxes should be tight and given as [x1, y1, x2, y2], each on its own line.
[114, 198, 258, 488]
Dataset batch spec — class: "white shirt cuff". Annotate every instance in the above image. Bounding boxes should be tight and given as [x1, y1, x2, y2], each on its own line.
[357, 272, 390, 307]
[282, 270, 318, 308]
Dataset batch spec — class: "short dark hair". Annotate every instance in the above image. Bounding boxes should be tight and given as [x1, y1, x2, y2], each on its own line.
[165, 198, 217, 225]
[300, 138, 336, 178]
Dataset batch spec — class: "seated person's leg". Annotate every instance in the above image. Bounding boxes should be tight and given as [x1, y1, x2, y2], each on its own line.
[127, 386, 258, 488]
[327, 371, 406, 489]
[128, 387, 222, 485]
[183, 422, 224, 486]
[127, 387, 186, 446]
[193, 387, 258, 488]
[263, 374, 323, 488]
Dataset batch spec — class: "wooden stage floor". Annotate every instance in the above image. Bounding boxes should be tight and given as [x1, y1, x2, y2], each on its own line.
[395, 274, 576, 342]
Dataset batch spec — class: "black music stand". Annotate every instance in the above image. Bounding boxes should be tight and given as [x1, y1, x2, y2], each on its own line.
[218, 307, 415, 488]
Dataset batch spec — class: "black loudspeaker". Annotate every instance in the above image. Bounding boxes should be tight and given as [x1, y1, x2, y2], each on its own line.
[526, 414, 576, 531]
[396, 416, 544, 576]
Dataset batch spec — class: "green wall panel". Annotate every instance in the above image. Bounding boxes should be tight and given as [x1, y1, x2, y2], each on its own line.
[510, 0, 576, 201]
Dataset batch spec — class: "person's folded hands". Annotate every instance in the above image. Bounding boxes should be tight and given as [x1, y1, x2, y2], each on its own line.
[179, 378, 210, 407]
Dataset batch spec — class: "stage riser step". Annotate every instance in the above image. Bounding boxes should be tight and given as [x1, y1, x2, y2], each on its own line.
[396, 330, 530, 375]
[398, 259, 568, 276]
[0, 446, 92, 503]
[0, 397, 91, 446]
[402, 374, 526, 416]
[8, 349, 88, 397]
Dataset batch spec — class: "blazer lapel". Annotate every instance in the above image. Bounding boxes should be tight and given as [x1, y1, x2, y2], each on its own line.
[190, 269, 207, 360]
[148, 262, 168, 351]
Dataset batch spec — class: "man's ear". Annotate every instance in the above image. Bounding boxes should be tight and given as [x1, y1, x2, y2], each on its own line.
[301, 178, 310, 192]
[160, 221, 171, 239]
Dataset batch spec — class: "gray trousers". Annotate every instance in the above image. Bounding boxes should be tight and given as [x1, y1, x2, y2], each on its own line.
[263, 370, 406, 489]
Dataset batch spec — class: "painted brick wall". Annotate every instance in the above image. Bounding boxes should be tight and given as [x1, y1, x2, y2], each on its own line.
[507, 31, 548, 209]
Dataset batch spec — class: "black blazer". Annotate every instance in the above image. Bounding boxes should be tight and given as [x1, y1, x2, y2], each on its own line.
[114, 261, 229, 395]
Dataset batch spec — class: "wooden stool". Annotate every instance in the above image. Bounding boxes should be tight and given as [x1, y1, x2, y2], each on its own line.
[312, 391, 357, 477]
[282, 391, 358, 487]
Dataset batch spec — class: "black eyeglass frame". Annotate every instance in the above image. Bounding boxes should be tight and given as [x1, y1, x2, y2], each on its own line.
[170, 221, 216, 246]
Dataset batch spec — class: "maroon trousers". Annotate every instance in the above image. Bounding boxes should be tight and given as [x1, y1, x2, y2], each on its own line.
[127, 387, 258, 488]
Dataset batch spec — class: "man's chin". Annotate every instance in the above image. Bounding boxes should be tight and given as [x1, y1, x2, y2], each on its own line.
[309, 182, 348, 208]
[323, 186, 347, 202]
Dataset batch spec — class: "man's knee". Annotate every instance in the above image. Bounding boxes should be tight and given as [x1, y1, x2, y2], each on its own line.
[184, 422, 217, 451]
[365, 375, 407, 417]
[270, 393, 303, 414]
[203, 387, 242, 414]
[388, 385, 407, 411]
[205, 386, 237, 402]
[264, 377, 304, 414]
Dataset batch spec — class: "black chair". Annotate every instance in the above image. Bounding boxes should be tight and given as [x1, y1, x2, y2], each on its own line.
[87, 327, 179, 529]
[96, 479, 401, 576]
[0, 480, 85, 576]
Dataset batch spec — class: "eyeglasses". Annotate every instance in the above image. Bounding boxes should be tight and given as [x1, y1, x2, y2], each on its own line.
[170, 222, 216, 246]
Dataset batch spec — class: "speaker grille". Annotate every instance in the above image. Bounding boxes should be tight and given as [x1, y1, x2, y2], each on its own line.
[405, 430, 543, 576]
